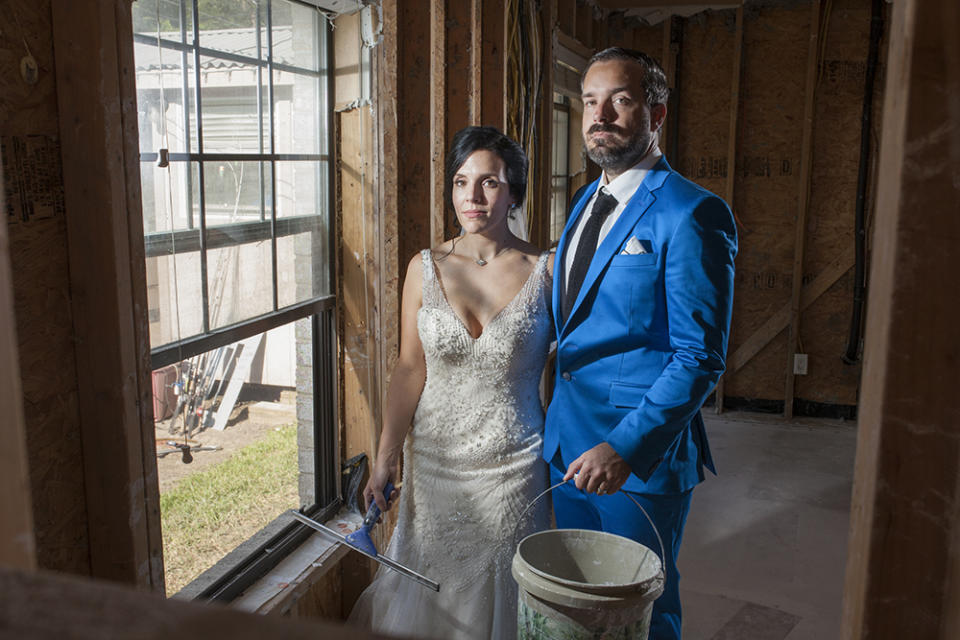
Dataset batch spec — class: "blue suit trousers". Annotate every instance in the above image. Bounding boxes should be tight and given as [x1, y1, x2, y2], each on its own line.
[550, 461, 692, 640]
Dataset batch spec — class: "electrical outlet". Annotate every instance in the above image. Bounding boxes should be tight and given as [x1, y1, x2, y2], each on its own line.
[793, 353, 808, 375]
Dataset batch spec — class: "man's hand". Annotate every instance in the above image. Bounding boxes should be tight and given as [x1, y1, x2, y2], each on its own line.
[563, 443, 632, 495]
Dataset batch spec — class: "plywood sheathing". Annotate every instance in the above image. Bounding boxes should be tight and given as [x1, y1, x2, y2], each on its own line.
[726, 1, 874, 409]
[0, 0, 91, 576]
[841, 1, 960, 637]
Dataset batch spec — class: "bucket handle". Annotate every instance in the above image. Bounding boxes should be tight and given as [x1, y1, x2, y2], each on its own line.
[512, 478, 667, 571]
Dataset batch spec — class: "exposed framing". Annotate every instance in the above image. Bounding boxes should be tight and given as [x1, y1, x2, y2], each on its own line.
[429, 0, 446, 248]
[714, 3, 744, 413]
[783, 0, 822, 418]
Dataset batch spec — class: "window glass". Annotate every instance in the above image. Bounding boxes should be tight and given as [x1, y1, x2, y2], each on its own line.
[134, 41, 192, 155]
[135, 0, 330, 345]
[154, 320, 314, 595]
[270, 0, 322, 71]
[134, 1, 334, 599]
[132, 0, 193, 42]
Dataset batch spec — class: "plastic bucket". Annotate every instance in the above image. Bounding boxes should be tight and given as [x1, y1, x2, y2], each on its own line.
[511, 484, 665, 639]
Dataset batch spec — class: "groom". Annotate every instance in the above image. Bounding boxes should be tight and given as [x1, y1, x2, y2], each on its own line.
[544, 47, 737, 639]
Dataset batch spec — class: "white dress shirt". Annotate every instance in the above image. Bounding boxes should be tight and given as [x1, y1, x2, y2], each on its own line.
[564, 148, 663, 289]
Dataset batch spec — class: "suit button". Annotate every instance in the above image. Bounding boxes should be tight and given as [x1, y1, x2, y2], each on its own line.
[561, 372, 571, 381]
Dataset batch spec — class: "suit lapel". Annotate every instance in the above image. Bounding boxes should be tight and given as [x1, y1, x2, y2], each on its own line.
[560, 157, 673, 336]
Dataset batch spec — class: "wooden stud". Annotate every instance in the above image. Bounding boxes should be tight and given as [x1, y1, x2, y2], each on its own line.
[659, 16, 681, 157]
[374, 0, 401, 448]
[596, 0, 740, 7]
[576, 0, 591, 46]
[49, 0, 161, 588]
[471, 0, 483, 125]
[429, 0, 446, 248]
[783, 0, 822, 419]
[532, 0, 557, 247]
[394, 0, 433, 268]
[842, 1, 960, 636]
[480, 0, 507, 130]
[558, 0, 576, 38]
[714, 3, 744, 414]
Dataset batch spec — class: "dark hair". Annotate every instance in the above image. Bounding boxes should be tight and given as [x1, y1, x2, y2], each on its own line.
[444, 126, 528, 211]
[581, 47, 669, 107]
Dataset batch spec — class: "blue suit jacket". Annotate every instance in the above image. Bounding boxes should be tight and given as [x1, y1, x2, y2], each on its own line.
[544, 157, 737, 494]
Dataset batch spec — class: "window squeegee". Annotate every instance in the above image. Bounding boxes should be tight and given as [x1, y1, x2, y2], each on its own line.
[292, 482, 440, 592]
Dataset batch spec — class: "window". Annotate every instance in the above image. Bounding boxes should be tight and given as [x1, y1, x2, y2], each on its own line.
[132, 0, 337, 599]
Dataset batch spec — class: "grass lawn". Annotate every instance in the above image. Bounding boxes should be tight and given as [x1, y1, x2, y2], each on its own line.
[160, 423, 298, 596]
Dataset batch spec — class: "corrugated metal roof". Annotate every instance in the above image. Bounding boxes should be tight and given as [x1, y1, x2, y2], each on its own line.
[135, 27, 294, 71]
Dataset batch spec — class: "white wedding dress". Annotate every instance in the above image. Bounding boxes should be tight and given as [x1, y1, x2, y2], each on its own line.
[348, 249, 553, 640]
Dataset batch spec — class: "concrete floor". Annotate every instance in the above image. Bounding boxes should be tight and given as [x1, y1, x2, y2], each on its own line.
[679, 411, 858, 640]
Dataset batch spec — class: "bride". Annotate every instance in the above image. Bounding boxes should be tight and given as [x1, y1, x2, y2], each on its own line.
[347, 126, 554, 639]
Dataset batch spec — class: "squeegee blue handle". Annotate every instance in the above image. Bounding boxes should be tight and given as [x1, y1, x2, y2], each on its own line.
[361, 481, 395, 531]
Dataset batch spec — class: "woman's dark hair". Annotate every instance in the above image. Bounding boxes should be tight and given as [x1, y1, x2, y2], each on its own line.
[444, 126, 528, 212]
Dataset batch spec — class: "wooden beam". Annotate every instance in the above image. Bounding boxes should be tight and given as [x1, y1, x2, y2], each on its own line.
[0, 167, 36, 572]
[374, 0, 401, 453]
[596, 0, 741, 7]
[557, 29, 591, 63]
[659, 16, 681, 158]
[575, 0, 591, 46]
[558, 0, 576, 39]
[842, 1, 960, 637]
[727, 245, 854, 375]
[480, 0, 507, 130]
[714, 3, 744, 414]
[393, 0, 432, 269]
[50, 0, 161, 588]
[533, 0, 557, 247]
[470, 0, 483, 125]
[429, 0, 446, 248]
[783, 0, 822, 419]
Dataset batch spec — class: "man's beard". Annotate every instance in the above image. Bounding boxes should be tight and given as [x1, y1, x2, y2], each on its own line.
[584, 124, 653, 171]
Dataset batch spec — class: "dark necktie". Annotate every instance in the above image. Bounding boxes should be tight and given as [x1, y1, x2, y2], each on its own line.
[563, 189, 619, 321]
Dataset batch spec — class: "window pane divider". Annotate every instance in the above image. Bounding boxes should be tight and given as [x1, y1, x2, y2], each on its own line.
[150, 296, 334, 369]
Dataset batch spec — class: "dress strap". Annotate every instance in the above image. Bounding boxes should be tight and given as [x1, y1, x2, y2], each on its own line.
[419, 249, 443, 309]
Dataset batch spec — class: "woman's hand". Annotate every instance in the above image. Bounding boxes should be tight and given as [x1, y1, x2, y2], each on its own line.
[363, 459, 400, 513]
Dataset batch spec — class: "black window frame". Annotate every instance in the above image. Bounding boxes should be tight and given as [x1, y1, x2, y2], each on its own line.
[134, 0, 340, 601]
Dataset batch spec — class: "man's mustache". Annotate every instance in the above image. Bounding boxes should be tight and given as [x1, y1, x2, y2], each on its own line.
[587, 124, 626, 136]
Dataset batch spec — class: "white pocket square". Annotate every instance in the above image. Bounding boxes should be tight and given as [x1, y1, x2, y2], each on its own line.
[621, 237, 650, 255]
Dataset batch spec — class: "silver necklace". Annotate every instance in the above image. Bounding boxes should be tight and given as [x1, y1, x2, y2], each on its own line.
[474, 258, 488, 266]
